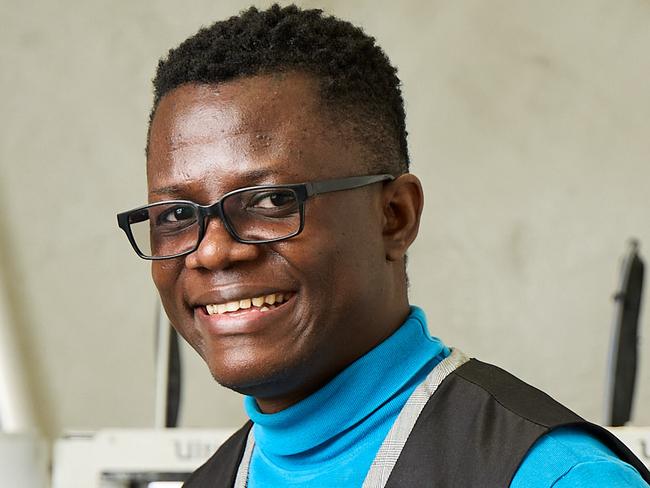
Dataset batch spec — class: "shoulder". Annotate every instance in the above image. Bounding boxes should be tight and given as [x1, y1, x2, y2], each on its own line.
[511, 427, 649, 487]
[446, 359, 649, 485]
[183, 421, 252, 488]
[388, 357, 586, 486]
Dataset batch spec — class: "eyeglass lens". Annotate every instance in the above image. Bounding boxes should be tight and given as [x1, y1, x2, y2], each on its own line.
[128, 187, 301, 257]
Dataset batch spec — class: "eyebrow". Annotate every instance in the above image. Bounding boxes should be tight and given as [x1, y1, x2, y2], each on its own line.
[149, 185, 191, 198]
[148, 167, 291, 198]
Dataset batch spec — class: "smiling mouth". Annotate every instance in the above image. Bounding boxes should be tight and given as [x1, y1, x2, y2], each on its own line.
[204, 292, 293, 315]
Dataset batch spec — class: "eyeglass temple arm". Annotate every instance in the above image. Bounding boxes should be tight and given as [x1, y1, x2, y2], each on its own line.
[305, 174, 395, 197]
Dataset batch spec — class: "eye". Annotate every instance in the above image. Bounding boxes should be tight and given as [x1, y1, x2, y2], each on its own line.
[251, 191, 297, 209]
[157, 204, 197, 225]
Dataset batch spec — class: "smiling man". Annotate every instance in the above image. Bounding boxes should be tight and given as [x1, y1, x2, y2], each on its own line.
[117, 4, 650, 487]
[146, 73, 412, 412]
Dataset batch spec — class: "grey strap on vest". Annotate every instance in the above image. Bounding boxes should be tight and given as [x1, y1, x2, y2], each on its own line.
[233, 348, 468, 488]
[362, 348, 469, 488]
[233, 429, 255, 488]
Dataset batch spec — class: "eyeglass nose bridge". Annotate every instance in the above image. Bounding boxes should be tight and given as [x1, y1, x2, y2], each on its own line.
[195, 199, 242, 245]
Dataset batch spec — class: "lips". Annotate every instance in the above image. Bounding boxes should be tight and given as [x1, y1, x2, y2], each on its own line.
[205, 292, 291, 315]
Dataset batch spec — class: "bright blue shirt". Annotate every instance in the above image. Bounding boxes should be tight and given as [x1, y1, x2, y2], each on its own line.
[244, 307, 647, 487]
[512, 428, 647, 487]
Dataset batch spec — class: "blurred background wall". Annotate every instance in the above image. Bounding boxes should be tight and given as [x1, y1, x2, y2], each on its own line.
[0, 0, 648, 440]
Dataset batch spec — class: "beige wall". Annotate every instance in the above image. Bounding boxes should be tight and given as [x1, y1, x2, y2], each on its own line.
[0, 0, 648, 439]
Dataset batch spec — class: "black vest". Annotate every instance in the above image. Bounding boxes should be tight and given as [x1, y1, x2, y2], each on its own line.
[183, 359, 650, 487]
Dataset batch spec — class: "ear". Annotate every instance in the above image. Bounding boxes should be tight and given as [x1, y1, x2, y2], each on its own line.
[382, 174, 424, 262]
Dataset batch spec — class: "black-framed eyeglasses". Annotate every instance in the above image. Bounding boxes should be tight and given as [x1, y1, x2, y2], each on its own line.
[117, 174, 394, 260]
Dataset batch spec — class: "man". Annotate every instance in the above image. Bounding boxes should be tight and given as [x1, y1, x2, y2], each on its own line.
[117, 5, 650, 487]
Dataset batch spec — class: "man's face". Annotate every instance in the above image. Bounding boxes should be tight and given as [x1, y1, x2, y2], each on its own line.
[147, 72, 394, 406]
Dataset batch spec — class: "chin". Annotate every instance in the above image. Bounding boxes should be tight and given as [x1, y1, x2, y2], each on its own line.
[204, 352, 306, 399]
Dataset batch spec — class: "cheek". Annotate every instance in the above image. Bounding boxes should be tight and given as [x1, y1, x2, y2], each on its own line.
[284, 203, 383, 298]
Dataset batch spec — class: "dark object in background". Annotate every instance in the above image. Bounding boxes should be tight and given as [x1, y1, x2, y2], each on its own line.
[166, 326, 182, 428]
[154, 302, 182, 429]
[606, 240, 644, 427]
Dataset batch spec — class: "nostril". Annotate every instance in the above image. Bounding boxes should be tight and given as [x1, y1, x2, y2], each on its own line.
[185, 221, 262, 271]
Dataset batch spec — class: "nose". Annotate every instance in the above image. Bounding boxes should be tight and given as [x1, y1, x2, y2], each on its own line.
[184, 217, 261, 270]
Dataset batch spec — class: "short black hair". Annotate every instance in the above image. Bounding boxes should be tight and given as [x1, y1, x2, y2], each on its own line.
[149, 4, 409, 175]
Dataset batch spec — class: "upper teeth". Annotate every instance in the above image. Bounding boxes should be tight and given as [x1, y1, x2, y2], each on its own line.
[206, 293, 286, 315]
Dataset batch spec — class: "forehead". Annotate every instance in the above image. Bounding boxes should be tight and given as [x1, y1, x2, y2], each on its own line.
[146, 72, 365, 200]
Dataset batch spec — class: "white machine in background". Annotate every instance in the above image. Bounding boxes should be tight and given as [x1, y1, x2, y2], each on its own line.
[52, 428, 234, 488]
